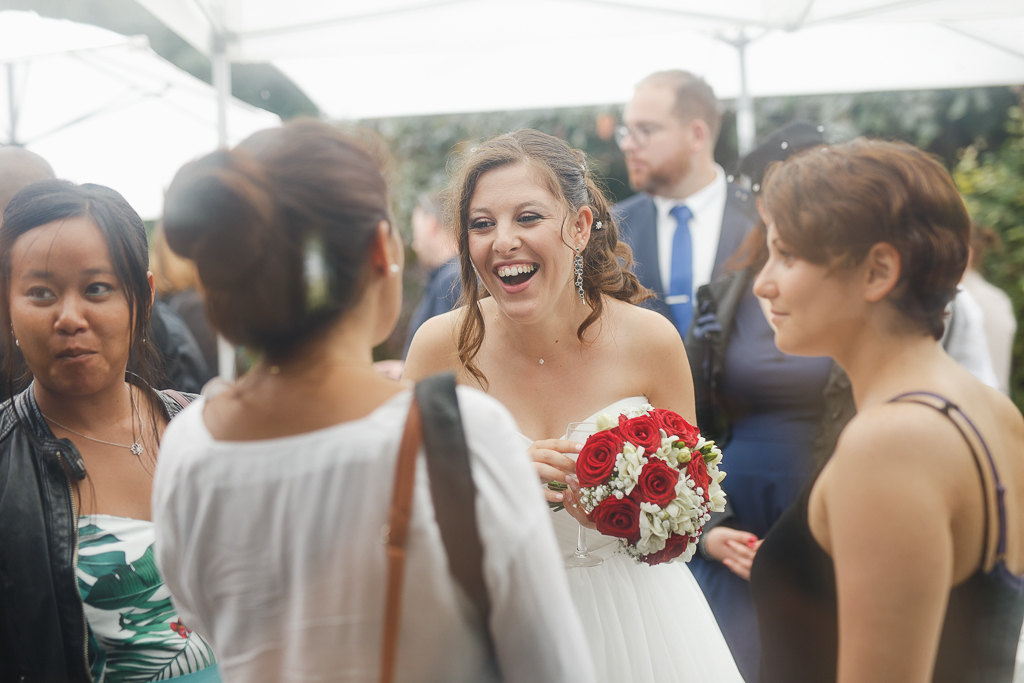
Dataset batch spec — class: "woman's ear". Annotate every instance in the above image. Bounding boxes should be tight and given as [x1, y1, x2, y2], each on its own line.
[368, 220, 402, 277]
[147, 271, 156, 306]
[863, 242, 901, 303]
[572, 205, 594, 251]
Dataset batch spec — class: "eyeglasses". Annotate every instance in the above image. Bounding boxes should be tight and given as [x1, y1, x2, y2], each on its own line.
[614, 123, 665, 149]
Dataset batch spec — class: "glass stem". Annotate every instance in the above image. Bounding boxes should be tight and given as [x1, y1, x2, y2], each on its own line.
[576, 525, 589, 556]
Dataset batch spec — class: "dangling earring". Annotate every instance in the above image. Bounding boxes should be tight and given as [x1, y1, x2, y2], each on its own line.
[575, 244, 584, 302]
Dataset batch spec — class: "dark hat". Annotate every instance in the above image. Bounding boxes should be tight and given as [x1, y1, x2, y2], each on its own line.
[735, 120, 825, 192]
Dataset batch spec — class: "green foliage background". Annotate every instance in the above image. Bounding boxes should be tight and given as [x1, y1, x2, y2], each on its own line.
[955, 106, 1024, 411]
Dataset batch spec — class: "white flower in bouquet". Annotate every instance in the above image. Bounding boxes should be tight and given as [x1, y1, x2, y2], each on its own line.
[638, 503, 671, 555]
[594, 412, 618, 432]
[708, 481, 727, 512]
[623, 403, 655, 419]
[619, 443, 645, 491]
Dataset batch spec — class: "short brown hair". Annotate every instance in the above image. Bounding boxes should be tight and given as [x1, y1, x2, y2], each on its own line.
[445, 129, 651, 387]
[639, 70, 722, 144]
[761, 138, 970, 340]
[163, 119, 392, 360]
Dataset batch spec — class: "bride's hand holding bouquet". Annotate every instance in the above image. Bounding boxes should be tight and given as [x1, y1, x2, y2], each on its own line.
[529, 439, 595, 528]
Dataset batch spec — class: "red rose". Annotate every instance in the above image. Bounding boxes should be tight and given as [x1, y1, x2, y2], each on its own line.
[592, 496, 641, 544]
[635, 458, 680, 507]
[619, 415, 662, 452]
[576, 431, 623, 486]
[642, 533, 690, 566]
[686, 455, 712, 501]
[653, 409, 700, 448]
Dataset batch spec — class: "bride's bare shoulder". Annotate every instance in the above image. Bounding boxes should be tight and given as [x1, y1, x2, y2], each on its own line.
[603, 298, 685, 354]
[403, 307, 466, 381]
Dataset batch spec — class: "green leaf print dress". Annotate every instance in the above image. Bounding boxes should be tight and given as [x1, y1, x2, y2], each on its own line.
[77, 515, 219, 683]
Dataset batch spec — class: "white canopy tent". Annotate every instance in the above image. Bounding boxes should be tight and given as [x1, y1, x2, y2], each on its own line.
[135, 0, 1024, 154]
[0, 10, 280, 219]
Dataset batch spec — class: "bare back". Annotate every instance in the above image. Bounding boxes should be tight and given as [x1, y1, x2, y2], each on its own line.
[804, 347, 1024, 682]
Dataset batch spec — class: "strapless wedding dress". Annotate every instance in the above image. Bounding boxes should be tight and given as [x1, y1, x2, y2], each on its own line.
[520, 396, 743, 683]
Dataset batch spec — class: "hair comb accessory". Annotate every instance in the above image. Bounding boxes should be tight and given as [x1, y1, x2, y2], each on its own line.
[304, 234, 332, 311]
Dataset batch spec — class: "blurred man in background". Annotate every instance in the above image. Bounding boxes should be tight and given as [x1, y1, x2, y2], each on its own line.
[962, 224, 1016, 395]
[376, 192, 461, 380]
[404, 192, 461, 356]
[613, 70, 757, 338]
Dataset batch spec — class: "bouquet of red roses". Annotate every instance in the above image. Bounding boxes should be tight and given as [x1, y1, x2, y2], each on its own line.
[572, 404, 727, 565]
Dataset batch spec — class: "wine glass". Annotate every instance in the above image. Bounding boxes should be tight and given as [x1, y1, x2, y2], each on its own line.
[564, 421, 602, 568]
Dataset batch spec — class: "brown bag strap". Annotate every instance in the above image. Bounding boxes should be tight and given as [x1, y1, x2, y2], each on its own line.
[380, 395, 423, 683]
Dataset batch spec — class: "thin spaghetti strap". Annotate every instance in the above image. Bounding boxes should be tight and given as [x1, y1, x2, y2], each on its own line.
[887, 391, 1010, 566]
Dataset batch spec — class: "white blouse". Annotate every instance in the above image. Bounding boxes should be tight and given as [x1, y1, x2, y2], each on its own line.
[153, 388, 594, 683]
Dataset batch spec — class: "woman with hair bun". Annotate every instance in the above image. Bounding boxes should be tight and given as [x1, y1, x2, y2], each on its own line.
[405, 129, 743, 682]
[153, 120, 592, 683]
[0, 180, 218, 682]
[749, 139, 1024, 682]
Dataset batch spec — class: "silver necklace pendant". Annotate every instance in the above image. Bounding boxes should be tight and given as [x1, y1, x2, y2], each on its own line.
[539, 359, 545, 365]
[130, 442, 144, 456]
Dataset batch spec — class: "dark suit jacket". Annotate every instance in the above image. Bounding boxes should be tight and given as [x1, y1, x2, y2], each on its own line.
[612, 182, 758, 327]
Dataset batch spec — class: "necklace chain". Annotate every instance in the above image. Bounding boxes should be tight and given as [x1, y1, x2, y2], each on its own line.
[42, 387, 145, 456]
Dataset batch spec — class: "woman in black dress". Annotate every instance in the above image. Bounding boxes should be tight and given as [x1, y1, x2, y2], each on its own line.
[748, 139, 1024, 683]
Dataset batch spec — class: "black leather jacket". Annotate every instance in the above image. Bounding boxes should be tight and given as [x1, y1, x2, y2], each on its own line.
[0, 385, 190, 683]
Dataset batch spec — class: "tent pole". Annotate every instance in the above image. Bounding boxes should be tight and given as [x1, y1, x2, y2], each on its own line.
[7, 63, 19, 145]
[212, 28, 237, 381]
[212, 33, 230, 148]
[735, 36, 755, 157]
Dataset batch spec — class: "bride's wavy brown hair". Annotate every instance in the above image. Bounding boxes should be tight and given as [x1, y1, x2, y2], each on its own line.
[444, 129, 652, 387]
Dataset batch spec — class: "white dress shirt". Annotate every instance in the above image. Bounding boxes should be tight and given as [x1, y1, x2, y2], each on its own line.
[943, 288, 1000, 390]
[961, 270, 1017, 395]
[653, 164, 728, 299]
[153, 389, 595, 683]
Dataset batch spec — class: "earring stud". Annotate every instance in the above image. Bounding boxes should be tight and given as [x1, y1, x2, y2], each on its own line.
[389, 263, 400, 275]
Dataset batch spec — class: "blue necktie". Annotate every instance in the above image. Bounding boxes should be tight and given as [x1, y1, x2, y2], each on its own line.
[668, 205, 694, 335]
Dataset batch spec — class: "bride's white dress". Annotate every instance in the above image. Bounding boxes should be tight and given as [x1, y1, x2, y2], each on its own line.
[521, 396, 744, 683]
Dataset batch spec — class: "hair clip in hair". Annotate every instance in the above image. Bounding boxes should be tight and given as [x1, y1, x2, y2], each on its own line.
[594, 220, 603, 230]
[304, 235, 331, 311]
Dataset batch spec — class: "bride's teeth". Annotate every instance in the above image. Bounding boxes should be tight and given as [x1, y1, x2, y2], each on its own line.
[498, 264, 535, 278]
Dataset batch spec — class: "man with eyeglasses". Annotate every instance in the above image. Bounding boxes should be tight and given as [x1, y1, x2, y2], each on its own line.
[612, 70, 757, 338]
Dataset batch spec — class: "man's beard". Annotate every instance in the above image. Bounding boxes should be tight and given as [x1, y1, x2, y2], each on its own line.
[629, 156, 691, 197]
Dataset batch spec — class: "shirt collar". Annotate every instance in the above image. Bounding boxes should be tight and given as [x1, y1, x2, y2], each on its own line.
[653, 164, 726, 222]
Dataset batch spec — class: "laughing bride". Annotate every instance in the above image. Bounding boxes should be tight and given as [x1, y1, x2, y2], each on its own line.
[405, 129, 743, 682]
